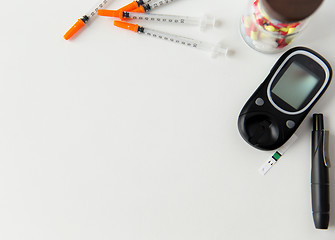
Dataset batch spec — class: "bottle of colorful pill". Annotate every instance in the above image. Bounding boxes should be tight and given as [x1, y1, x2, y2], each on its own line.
[240, 0, 323, 53]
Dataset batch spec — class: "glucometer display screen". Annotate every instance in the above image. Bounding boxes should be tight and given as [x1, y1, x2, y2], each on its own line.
[271, 62, 319, 110]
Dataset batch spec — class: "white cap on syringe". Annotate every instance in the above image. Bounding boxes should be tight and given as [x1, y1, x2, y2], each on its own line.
[199, 15, 216, 31]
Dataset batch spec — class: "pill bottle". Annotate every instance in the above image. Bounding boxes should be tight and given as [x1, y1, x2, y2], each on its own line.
[240, 0, 323, 53]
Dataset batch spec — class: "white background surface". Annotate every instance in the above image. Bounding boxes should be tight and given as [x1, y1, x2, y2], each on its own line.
[1, 0, 335, 239]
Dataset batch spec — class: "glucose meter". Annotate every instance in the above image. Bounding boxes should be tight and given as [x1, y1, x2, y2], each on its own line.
[238, 47, 332, 150]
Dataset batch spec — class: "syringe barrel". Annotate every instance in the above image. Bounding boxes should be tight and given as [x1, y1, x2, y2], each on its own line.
[148, 0, 178, 10]
[142, 27, 203, 49]
[142, 27, 228, 56]
[125, 12, 199, 25]
[85, 0, 113, 21]
[143, 0, 155, 3]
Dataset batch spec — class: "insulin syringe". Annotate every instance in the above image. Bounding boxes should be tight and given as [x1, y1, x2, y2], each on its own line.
[99, 0, 178, 17]
[114, 21, 228, 57]
[64, 0, 113, 40]
[98, 11, 216, 31]
[136, 0, 179, 12]
[110, 0, 156, 13]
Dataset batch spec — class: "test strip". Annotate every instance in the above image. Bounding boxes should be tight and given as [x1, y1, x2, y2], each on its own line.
[259, 134, 298, 175]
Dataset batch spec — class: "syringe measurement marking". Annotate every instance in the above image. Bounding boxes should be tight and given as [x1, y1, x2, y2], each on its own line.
[144, 32, 198, 48]
[89, 0, 109, 18]
[151, 0, 176, 9]
[131, 16, 186, 23]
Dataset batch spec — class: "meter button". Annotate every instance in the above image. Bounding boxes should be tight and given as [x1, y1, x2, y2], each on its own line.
[255, 98, 264, 106]
[286, 120, 295, 129]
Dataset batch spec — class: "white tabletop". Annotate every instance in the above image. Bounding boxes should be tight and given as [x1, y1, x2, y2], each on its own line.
[1, 0, 335, 239]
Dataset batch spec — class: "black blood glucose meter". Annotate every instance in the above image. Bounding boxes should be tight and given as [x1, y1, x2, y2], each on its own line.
[238, 47, 332, 151]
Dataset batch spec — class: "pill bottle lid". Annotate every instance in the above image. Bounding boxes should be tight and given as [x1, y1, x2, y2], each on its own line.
[261, 0, 323, 23]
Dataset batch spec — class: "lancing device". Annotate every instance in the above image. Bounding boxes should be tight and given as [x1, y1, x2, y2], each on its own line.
[311, 113, 330, 229]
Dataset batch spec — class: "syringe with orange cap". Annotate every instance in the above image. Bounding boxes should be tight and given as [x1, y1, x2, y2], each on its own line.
[98, 0, 178, 17]
[98, 11, 216, 31]
[134, 0, 179, 13]
[107, 0, 156, 14]
[64, 0, 113, 40]
[113, 21, 228, 57]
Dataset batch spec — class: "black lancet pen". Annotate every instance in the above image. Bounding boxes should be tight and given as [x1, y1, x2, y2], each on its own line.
[311, 113, 331, 229]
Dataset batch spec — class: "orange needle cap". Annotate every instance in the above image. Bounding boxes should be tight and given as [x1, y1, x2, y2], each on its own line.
[64, 19, 85, 40]
[131, 6, 145, 13]
[97, 9, 119, 17]
[114, 20, 139, 32]
[118, 1, 140, 12]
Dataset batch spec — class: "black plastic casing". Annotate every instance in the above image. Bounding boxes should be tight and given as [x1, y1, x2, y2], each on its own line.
[311, 114, 330, 229]
[238, 47, 332, 151]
